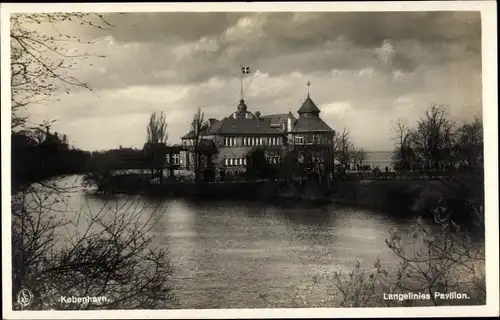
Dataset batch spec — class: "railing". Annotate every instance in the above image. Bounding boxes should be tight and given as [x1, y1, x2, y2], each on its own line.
[110, 168, 481, 185]
[335, 170, 482, 181]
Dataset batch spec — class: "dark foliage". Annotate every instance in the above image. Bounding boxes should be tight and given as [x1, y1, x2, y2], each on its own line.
[11, 130, 91, 192]
[245, 148, 278, 180]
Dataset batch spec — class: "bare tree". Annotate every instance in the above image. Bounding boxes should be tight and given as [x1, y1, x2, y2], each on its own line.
[144, 112, 168, 182]
[146, 111, 168, 144]
[12, 184, 175, 310]
[392, 119, 415, 171]
[11, 14, 176, 310]
[191, 108, 205, 183]
[412, 105, 455, 170]
[328, 201, 485, 307]
[350, 148, 367, 169]
[10, 13, 111, 130]
[334, 128, 352, 169]
[393, 119, 411, 151]
[290, 195, 485, 308]
[454, 116, 483, 170]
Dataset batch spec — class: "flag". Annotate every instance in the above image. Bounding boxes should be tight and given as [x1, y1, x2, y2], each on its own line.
[241, 65, 251, 74]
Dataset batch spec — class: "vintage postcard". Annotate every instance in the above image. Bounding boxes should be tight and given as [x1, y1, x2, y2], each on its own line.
[1, 1, 498, 319]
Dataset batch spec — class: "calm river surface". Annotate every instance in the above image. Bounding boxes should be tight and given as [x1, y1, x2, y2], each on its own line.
[48, 176, 427, 309]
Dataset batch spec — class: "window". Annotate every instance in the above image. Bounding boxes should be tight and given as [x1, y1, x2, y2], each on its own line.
[224, 158, 229, 166]
[172, 153, 180, 165]
[243, 158, 247, 166]
[295, 136, 304, 144]
[225, 137, 238, 146]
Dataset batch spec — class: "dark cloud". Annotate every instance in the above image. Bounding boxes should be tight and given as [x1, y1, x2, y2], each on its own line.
[91, 11, 481, 47]
[88, 12, 246, 43]
[68, 11, 482, 91]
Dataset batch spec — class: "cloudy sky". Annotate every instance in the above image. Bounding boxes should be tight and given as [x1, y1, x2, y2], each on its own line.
[22, 10, 482, 151]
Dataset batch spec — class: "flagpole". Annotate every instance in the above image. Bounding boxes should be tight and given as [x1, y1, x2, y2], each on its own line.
[240, 64, 244, 101]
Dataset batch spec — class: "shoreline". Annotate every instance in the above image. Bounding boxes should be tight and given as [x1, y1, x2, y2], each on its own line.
[90, 174, 483, 227]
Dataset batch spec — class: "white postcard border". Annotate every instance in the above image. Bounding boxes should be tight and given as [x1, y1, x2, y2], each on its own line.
[1, 1, 498, 319]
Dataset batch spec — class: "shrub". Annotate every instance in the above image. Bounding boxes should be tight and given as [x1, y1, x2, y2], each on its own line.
[290, 188, 486, 307]
[12, 184, 175, 310]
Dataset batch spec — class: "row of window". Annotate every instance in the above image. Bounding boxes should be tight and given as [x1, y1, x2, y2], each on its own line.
[223, 156, 281, 167]
[294, 136, 331, 145]
[224, 158, 247, 166]
[222, 136, 331, 147]
[223, 137, 282, 147]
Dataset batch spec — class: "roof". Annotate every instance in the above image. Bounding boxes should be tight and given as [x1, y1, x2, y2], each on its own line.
[143, 143, 187, 152]
[297, 96, 321, 115]
[181, 118, 220, 139]
[210, 117, 284, 135]
[260, 113, 295, 127]
[293, 116, 334, 132]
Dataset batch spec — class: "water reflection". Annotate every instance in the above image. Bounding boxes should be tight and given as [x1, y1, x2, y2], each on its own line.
[38, 178, 432, 309]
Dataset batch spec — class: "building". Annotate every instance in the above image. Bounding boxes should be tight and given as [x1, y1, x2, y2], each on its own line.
[141, 143, 187, 179]
[180, 92, 336, 179]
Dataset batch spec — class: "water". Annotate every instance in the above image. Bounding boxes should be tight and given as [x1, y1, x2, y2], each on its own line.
[23, 176, 485, 308]
[29, 175, 436, 309]
[364, 151, 395, 170]
[149, 199, 412, 308]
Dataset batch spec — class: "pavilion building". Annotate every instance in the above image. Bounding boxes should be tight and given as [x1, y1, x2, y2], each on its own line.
[180, 92, 336, 179]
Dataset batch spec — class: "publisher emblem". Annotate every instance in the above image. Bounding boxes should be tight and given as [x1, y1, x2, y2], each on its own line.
[17, 288, 34, 308]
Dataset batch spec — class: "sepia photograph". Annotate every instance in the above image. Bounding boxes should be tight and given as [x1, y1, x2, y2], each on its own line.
[1, 1, 498, 319]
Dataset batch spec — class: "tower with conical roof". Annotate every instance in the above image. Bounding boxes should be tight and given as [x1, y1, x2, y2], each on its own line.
[292, 81, 335, 188]
[297, 81, 321, 118]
